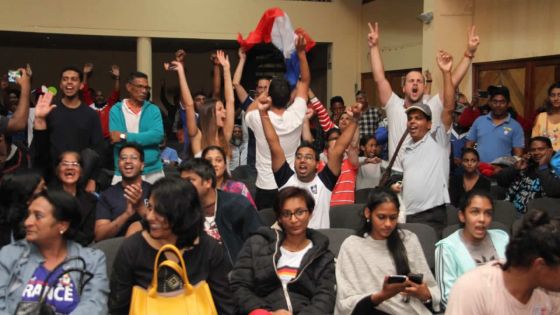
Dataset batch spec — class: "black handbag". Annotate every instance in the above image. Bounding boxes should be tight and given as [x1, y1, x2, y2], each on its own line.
[14, 256, 94, 315]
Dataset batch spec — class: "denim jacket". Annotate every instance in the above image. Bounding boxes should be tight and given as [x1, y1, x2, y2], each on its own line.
[0, 240, 109, 315]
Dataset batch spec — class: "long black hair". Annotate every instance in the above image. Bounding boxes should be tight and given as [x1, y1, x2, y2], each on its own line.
[360, 187, 410, 275]
[502, 209, 560, 270]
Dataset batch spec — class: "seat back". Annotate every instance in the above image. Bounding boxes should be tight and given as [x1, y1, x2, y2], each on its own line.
[329, 203, 365, 231]
[527, 197, 560, 215]
[316, 228, 355, 257]
[91, 236, 125, 279]
[446, 204, 460, 226]
[441, 221, 510, 239]
[258, 208, 277, 227]
[493, 200, 517, 232]
[355, 188, 374, 204]
[400, 223, 438, 270]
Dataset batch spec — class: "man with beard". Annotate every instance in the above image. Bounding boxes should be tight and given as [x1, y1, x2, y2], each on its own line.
[109, 71, 164, 185]
[367, 22, 480, 172]
[465, 85, 525, 163]
[94, 143, 150, 241]
[43, 67, 103, 191]
[260, 92, 360, 229]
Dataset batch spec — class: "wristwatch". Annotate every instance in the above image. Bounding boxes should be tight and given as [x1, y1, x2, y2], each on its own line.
[120, 133, 127, 142]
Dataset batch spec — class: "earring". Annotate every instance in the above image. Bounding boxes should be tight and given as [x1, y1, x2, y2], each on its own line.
[366, 218, 371, 223]
[59, 230, 65, 235]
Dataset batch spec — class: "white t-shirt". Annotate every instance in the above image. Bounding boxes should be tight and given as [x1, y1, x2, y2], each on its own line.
[384, 92, 443, 172]
[446, 261, 560, 315]
[277, 242, 313, 285]
[122, 99, 142, 133]
[356, 157, 388, 190]
[245, 97, 307, 190]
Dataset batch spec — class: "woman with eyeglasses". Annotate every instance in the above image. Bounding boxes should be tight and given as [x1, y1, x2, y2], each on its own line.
[0, 189, 109, 314]
[50, 151, 98, 245]
[230, 186, 336, 315]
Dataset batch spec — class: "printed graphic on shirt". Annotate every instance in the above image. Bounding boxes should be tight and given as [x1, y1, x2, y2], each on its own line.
[21, 264, 80, 314]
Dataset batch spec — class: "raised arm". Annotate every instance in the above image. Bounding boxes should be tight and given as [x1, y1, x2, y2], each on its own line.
[309, 88, 336, 131]
[327, 107, 360, 176]
[451, 25, 480, 88]
[232, 48, 250, 103]
[301, 108, 315, 143]
[216, 50, 235, 142]
[7, 68, 31, 132]
[211, 53, 221, 100]
[367, 22, 393, 107]
[294, 34, 311, 101]
[258, 94, 286, 172]
[109, 64, 120, 94]
[437, 50, 455, 131]
[170, 59, 202, 154]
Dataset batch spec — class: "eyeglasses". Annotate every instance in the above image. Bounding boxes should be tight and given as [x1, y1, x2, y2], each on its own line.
[60, 161, 80, 168]
[119, 154, 140, 161]
[490, 99, 507, 105]
[280, 209, 309, 219]
[130, 83, 151, 92]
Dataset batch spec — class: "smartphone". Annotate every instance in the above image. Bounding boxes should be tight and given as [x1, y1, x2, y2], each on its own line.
[408, 273, 423, 285]
[7, 70, 21, 83]
[387, 275, 407, 284]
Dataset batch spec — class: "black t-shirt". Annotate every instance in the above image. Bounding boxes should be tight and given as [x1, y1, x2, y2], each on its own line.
[95, 181, 151, 237]
[46, 102, 102, 161]
[109, 232, 235, 315]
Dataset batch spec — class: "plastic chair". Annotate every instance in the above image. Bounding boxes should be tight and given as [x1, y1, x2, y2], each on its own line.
[446, 204, 460, 226]
[400, 223, 438, 271]
[527, 197, 560, 215]
[329, 203, 365, 231]
[316, 228, 355, 257]
[493, 200, 517, 232]
[91, 236, 125, 279]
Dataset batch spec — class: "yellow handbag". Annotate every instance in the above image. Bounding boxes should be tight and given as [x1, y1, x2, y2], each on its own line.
[129, 244, 218, 315]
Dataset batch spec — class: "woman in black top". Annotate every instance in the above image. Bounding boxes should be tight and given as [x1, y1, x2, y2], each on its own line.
[109, 177, 235, 315]
[449, 148, 491, 207]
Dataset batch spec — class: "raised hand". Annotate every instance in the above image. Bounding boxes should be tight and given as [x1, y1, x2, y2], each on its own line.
[216, 50, 230, 69]
[436, 50, 453, 73]
[367, 22, 380, 48]
[164, 60, 184, 72]
[424, 70, 432, 82]
[175, 49, 186, 64]
[238, 47, 247, 60]
[26, 63, 33, 77]
[110, 64, 120, 78]
[14, 68, 30, 87]
[256, 93, 271, 111]
[83, 62, 94, 75]
[34, 92, 56, 119]
[295, 34, 306, 53]
[467, 25, 480, 54]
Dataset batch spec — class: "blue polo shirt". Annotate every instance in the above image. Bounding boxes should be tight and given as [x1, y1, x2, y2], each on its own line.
[466, 113, 524, 163]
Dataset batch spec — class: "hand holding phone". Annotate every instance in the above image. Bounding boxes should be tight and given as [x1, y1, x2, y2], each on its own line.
[387, 275, 407, 284]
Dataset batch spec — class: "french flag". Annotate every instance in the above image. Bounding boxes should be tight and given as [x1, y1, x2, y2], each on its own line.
[237, 7, 315, 87]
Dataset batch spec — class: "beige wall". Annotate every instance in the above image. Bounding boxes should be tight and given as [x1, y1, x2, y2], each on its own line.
[360, 0, 424, 74]
[0, 0, 361, 102]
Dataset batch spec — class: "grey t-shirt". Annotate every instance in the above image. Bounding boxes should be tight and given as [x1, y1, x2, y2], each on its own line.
[461, 231, 498, 265]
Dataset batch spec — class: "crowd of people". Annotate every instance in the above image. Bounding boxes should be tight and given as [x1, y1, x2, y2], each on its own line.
[0, 21, 559, 315]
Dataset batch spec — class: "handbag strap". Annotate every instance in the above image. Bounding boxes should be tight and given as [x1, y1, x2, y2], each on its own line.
[38, 256, 93, 304]
[379, 129, 408, 187]
[149, 244, 192, 297]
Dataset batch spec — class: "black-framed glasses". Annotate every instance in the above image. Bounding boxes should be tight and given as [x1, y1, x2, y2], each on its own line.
[280, 209, 309, 219]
